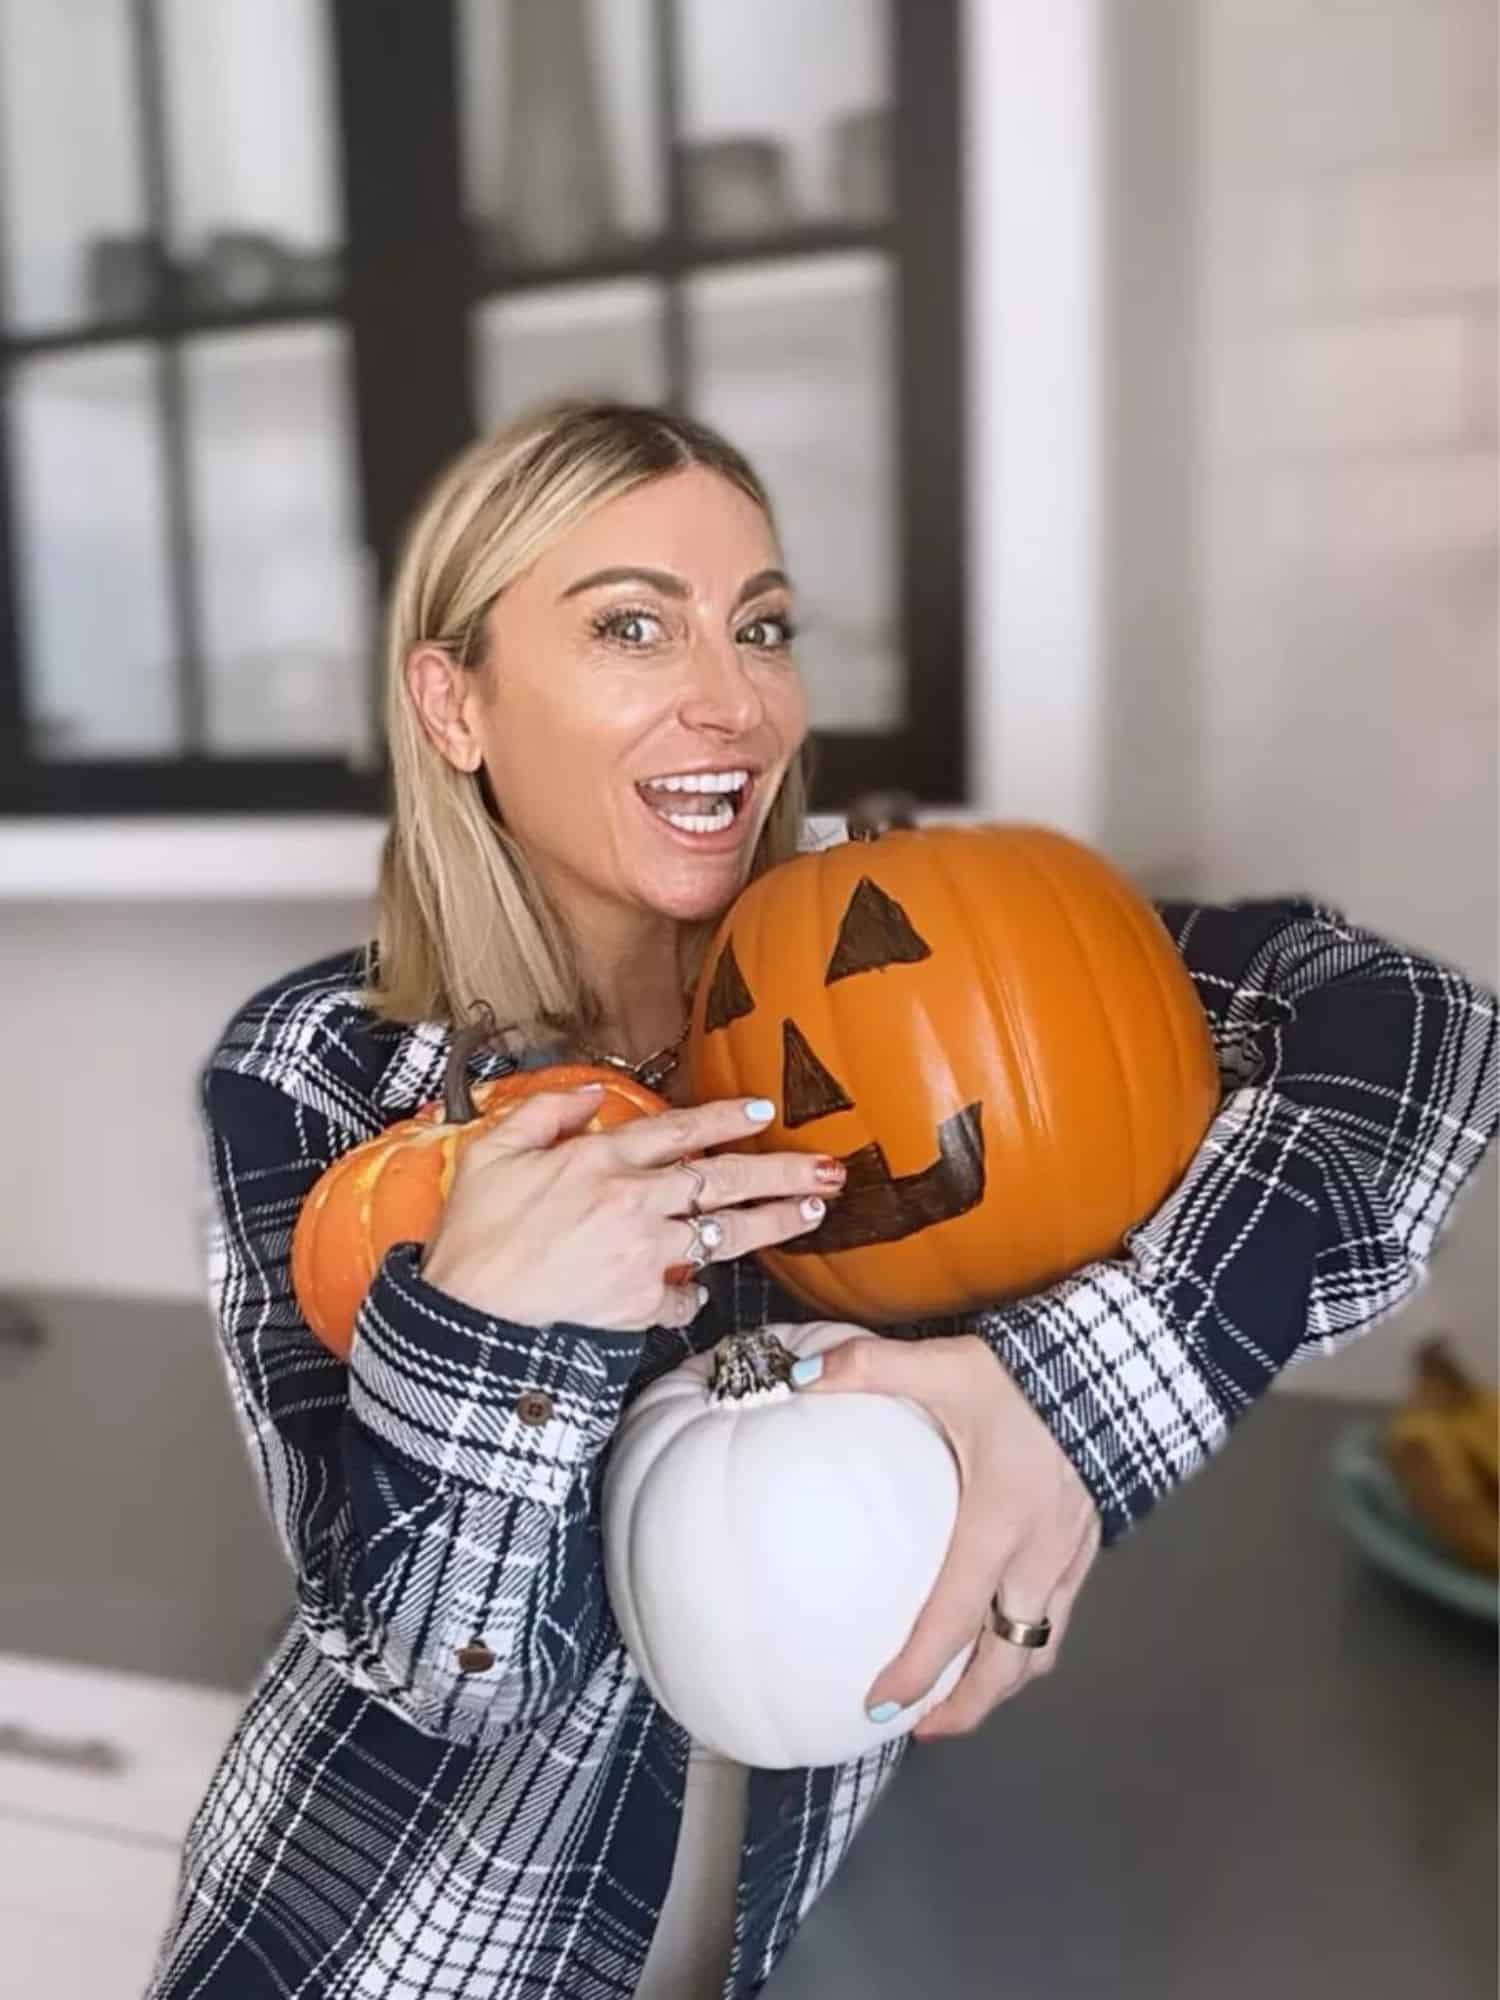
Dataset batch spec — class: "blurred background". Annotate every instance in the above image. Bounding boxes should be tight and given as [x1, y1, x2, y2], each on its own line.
[0, 2, 1494, 1995]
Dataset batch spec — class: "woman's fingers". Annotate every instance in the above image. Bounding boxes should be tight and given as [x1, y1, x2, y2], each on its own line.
[911, 1630, 1037, 1741]
[673, 1192, 831, 1268]
[1013, 1511, 1101, 1672]
[655, 1281, 710, 1330]
[606, 1095, 780, 1168]
[911, 1515, 1102, 1741]
[465, 1085, 610, 1159]
[862, 1507, 1013, 1717]
[647, 1146, 843, 1215]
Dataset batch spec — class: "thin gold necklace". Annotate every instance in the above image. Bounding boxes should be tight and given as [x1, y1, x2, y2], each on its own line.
[578, 1012, 692, 1093]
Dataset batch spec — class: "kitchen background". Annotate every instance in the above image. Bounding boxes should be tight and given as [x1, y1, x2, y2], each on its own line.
[0, 2, 1495, 1996]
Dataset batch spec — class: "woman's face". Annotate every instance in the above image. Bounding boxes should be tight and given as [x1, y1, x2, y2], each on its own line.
[427, 465, 807, 931]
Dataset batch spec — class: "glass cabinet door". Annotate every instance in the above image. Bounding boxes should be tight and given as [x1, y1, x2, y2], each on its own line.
[687, 254, 900, 731]
[456, 0, 903, 746]
[678, 0, 899, 735]
[184, 327, 368, 758]
[157, 0, 344, 318]
[0, 1, 149, 334]
[1, 0, 962, 812]
[8, 348, 178, 757]
[0, 0, 369, 782]
[456, 0, 664, 277]
[676, 0, 892, 241]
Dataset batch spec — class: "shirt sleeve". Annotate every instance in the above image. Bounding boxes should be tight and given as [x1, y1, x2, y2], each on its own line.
[970, 898, 1500, 1543]
[201, 1062, 646, 1745]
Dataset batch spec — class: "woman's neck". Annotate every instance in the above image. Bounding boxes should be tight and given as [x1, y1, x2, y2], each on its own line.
[572, 905, 690, 1065]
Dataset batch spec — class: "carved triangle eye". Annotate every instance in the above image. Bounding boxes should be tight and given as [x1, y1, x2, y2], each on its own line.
[826, 877, 933, 984]
[782, 1020, 855, 1129]
[704, 937, 756, 1031]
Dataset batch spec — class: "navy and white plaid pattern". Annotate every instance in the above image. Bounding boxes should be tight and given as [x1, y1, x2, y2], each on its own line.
[150, 897, 1497, 1997]
[974, 899, 1498, 1537]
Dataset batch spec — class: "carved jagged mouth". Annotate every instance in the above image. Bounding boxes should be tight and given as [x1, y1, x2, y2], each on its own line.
[781, 1101, 986, 1254]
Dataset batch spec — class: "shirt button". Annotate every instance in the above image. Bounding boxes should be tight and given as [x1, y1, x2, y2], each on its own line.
[455, 1640, 495, 1673]
[516, 1389, 553, 1426]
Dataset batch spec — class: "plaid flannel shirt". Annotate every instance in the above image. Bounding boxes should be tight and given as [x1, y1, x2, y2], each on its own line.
[150, 896, 1497, 1999]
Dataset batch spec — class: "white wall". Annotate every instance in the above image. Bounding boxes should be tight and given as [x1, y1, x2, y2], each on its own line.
[963, 0, 1498, 1396]
[0, 900, 374, 1300]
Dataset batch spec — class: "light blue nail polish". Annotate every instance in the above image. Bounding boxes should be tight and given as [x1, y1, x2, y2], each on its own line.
[745, 1098, 776, 1122]
[867, 1700, 901, 1724]
[790, 1355, 823, 1388]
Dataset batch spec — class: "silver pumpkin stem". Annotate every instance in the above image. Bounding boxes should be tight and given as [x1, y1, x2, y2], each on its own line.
[708, 1329, 798, 1404]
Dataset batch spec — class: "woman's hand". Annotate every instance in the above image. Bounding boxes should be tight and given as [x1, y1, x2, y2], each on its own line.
[420, 1089, 845, 1332]
[792, 1331, 1100, 1738]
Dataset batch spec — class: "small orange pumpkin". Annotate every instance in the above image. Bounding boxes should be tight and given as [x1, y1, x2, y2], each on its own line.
[292, 1013, 667, 1359]
[687, 797, 1221, 1323]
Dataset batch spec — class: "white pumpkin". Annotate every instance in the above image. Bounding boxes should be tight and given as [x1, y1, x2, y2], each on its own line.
[601, 1321, 976, 1769]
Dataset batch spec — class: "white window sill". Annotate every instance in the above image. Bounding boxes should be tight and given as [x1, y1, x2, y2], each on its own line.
[0, 807, 981, 902]
[0, 817, 386, 901]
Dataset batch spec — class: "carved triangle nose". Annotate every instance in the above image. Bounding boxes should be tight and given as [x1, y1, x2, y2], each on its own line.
[782, 1020, 854, 1128]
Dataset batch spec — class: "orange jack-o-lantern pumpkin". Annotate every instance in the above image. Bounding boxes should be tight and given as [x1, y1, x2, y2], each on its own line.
[686, 796, 1221, 1323]
[292, 1012, 667, 1359]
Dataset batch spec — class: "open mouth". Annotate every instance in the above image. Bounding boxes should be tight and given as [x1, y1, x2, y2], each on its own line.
[635, 768, 754, 835]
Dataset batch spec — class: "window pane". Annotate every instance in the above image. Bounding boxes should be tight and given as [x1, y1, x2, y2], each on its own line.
[473, 280, 666, 428]
[687, 253, 901, 730]
[184, 327, 370, 757]
[9, 347, 178, 757]
[457, 0, 662, 273]
[0, 0, 148, 330]
[677, 0, 891, 239]
[158, 0, 344, 314]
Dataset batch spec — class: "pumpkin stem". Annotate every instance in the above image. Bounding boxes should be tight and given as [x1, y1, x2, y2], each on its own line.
[709, 1329, 798, 1405]
[443, 1000, 500, 1124]
[847, 790, 920, 842]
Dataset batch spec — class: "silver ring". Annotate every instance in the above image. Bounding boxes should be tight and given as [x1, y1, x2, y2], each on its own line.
[683, 1214, 726, 1270]
[676, 1159, 708, 1216]
[990, 1597, 1052, 1650]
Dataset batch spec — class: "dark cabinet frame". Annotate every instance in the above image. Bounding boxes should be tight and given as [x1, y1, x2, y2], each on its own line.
[0, 0, 964, 816]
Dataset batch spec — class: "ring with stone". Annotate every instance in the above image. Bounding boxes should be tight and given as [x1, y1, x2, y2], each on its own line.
[683, 1214, 726, 1270]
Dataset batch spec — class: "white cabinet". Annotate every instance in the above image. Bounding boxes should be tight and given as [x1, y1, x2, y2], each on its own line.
[0, 1652, 243, 2000]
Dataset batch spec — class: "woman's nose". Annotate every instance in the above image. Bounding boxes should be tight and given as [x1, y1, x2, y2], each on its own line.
[676, 635, 765, 736]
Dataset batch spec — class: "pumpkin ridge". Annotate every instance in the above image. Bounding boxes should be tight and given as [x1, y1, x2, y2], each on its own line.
[1091, 856, 1209, 1179]
[1018, 836, 1146, 1219]
[933, 832, 1057, 1283]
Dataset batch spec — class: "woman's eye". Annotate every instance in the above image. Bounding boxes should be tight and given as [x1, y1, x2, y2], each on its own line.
[737, 613, 797, 651]
[595, 607, 665, 647]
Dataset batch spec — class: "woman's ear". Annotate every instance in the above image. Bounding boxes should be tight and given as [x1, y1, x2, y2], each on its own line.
[405, 646, 484, 773]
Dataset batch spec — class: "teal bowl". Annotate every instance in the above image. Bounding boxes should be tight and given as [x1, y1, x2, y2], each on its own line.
[1332, 1420, 1498, 1623]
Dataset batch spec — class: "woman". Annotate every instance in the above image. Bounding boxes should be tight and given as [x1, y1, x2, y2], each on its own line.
[151, 401, 1498, 1999]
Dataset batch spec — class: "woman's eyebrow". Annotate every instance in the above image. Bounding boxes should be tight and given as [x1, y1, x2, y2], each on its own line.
[559, 565, 689, 601]
[733, 567, 791, 608]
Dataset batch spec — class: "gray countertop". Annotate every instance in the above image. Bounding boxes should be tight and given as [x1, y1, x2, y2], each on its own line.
[5, 1297, 1494, 1997]
[765, 1393, 1497, 2000]
[0, 1289, 290, 1687]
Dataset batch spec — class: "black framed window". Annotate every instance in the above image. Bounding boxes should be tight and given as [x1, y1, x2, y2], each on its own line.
[0, 0, 963, 816]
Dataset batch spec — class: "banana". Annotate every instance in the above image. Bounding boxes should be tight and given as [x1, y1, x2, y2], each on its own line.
[1383, 1339, 1499, 1575]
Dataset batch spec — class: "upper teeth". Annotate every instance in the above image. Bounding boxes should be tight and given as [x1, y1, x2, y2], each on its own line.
[646, 770, 749, 794]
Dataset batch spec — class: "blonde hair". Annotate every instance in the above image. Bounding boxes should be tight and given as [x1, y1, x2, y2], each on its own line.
[364, 399, 809, 1044]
